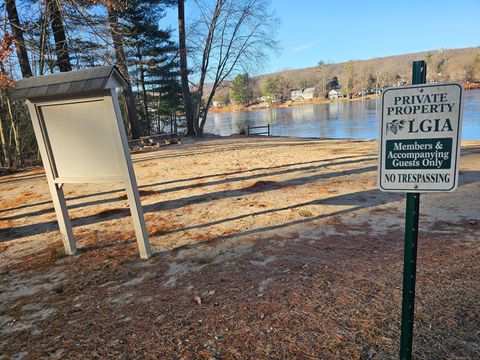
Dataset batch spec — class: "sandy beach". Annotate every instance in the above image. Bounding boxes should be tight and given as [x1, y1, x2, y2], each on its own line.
[1, 136, 479, 358]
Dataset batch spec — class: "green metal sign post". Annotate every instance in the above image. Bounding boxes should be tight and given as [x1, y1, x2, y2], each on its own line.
[399, 60, 426, 360]
[380, 59, 463, 358]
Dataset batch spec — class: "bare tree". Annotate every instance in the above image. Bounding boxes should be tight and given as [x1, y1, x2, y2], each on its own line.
[178, 0, 195, 135]
[316, 60, 332, 98]
[38, 0, 50, 75]
[5, 0, 32, 78]
[0, 117, 11, 167]
[106, 3, 142, 139]
[5, 0, 33, 166]
[47, 0, 72, 72]
[178, 0, 278, 135]
[464, 53, 480, 82]
[342, 61, 355, 97]
[357, 65, 375, 96]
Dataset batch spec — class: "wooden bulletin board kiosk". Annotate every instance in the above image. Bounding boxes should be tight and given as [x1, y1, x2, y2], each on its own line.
[14, 66, 151, 259]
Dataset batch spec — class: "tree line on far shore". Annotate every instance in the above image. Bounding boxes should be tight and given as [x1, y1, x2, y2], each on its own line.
[215, 47, 480, 107]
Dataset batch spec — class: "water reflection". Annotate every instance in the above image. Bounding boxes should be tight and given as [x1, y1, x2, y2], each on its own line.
[205, 89, 480, 140]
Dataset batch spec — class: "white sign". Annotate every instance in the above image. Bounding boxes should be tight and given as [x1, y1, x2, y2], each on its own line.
[378, 83, 463, 192]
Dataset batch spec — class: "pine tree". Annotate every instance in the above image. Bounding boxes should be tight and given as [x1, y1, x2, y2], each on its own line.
[122, 0, 179, 134]
[231, 74, 253, 106]
[262, 78, 279, 103]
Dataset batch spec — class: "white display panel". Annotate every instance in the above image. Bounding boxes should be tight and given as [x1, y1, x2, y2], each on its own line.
[39, 99, 123, 181]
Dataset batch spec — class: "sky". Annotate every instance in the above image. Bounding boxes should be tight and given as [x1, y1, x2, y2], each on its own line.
[163, 0, 480, 74]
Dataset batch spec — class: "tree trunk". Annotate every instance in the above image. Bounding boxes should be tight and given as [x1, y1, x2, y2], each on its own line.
[5, 0, 30, 167]
[39, 0, 49, 75]
[178, 0, 195, 136]
[192, 0, 224, 136]
[47, 0, 72, 72]
[6, 97, 22, 166]
[199, 87, 217, 135]
[137, 49, 149, 133]
[107, 5, 142, 139]
[5, 0, 32, 78]
[0, 115, 12, 168]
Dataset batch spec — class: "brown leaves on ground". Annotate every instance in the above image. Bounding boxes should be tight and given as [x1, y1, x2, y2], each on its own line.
[0, 191, 43, 209]
[144, 213, 183, 237]
[1, 138, 479, 358]
[1, 227, 478, 359]
[0, 243, 8, 253]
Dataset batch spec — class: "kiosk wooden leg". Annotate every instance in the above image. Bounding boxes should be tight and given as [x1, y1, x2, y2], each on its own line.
[125, 179, 151, 259]
[49, 182, 77, 255]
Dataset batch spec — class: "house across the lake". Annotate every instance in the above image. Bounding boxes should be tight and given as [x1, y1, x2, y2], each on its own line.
[328, 89, 344, 100]
[290, 87, 316, 101]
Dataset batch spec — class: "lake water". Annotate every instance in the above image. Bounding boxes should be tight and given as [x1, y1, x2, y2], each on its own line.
[205, 89, 480, 140]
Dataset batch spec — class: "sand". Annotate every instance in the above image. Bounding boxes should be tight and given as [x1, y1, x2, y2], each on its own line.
[0, 136, 479, 359]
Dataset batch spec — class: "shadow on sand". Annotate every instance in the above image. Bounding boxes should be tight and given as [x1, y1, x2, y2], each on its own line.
[1, 146, 479, 257]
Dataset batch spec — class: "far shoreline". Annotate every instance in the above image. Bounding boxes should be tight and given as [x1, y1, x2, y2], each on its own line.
[209, 94, 380, 115]
[209, 83, 480, 115]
